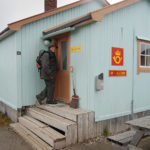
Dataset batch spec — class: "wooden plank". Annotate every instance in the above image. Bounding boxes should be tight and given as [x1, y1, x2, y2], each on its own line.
[19, 116, 66, 149]
[119, 136, 134, 145]
[108, 131, 136, 141]
[83, 113, 89, 140]
[57, 105, 91, 115]
[65, 124, 77, 146]
[77, 114, 83, 143]
[126, 116, 150, 130]
[78, 113, 89, 142]
[54, 139, 66, 150]
[130, 130, 144, 146]
[10, 123, 53, 150]
[88, 111, 96, 139]
[37, 105, 77, 121]
[42, 127, 66, 149]
[27, 107, 76, 132]
[43, 127, 65, 141]
[23, 115, 47, 128]
[19, 116, 65, 140]
[107, 131, 136, 145]
[37, 105, 92, 122]
[19, 117, 55, 146]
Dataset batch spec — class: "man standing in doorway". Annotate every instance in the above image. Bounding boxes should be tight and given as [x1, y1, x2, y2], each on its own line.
[36, 42, 58, 105]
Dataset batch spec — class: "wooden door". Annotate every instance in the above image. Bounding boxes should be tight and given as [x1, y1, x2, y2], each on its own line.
[54, 34, 70, 103]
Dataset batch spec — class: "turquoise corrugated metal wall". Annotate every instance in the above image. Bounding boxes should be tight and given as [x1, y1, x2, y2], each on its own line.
[20, 1, 104, 107]
[0, 33, 18, 109]
[1, 0, 150, 122]
[132, 0, 150, 114]
[71, 0, 150, 121]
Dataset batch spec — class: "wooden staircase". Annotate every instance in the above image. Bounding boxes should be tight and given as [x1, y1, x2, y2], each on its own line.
[10, 104, 95, 150]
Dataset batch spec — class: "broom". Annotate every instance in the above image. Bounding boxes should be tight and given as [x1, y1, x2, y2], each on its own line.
[70, 67, 79, 109]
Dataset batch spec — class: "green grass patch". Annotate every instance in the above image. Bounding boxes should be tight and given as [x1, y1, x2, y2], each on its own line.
[103, 127, 109, 137]
[0, 113, 11, 127]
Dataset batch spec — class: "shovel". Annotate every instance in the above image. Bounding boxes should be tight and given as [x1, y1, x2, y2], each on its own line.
[70, 66, 79, 109]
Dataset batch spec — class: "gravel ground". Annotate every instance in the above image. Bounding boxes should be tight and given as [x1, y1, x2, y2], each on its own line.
[0, 128, 121, 150]
[0, 127, 33, 150]
[63, 136, 121, 150]
[63, 136, 150, 150]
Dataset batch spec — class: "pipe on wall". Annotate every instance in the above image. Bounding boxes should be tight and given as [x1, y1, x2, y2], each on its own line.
[131, 28, 136, 120]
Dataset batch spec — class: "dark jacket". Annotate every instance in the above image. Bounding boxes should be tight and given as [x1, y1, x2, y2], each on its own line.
[40, 51, 57, 80]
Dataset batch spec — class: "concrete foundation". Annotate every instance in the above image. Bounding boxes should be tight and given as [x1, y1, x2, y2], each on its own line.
[0, 101, 21, 122]
[95, 110, 150, 136]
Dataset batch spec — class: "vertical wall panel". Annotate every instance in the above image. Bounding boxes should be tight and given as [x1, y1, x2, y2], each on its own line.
[16, 31, 22, 108]
[0, 33, 18, 109]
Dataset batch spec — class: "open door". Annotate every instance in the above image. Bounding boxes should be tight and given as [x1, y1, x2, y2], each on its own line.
[54, 33, 70, 103]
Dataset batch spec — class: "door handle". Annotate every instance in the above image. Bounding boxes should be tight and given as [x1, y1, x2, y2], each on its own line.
[69, 66, 74, 73]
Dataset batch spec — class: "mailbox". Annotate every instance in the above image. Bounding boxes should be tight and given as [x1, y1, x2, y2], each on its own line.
[96, 73, 104, 91]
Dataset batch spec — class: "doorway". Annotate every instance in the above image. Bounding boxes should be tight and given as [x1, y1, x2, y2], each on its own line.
[54, 33, 70, 103]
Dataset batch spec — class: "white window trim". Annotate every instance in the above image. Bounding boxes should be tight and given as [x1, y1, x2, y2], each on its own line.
[137, 39, 150, 74]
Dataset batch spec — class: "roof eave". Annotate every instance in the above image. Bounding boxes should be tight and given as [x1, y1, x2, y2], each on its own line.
[0, 27, 9, 36]
[7, 0, 110, 31]
[7, 0, 93, 31]
[43, 13, 95, 35]
[91, 0, 140, 22]
[43, 13, 92, 35]
[0, 30, 15, 41]
[43, 0, 141, 36]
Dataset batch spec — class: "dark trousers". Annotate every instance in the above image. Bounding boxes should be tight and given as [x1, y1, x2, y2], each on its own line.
[37, 77, 56, 102]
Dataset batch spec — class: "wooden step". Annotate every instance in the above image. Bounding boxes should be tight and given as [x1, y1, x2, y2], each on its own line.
[37, 105, 90, 122]
[37, 105, 96, 142]
[19, 116, 66, 149]
[10, 123, 53, 150]
[27, 107, 76, 132]
[27, 107, 77, 146]
[107, 130, 136, 146]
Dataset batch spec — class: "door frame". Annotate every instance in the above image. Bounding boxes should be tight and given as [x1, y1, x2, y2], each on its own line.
[54, 32, 71, 103]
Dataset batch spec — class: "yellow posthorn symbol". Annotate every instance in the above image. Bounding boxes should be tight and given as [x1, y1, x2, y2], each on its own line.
[113, 50, 123, 64]
[113, 56, 123, 64]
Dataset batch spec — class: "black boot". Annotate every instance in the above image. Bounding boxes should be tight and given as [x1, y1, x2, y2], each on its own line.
[46, 100, 57, 104]
[36, 95, 42, 105]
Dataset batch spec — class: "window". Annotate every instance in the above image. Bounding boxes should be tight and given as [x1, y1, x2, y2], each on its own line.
[61, 41, 67, 70]
[137, 39, 150, 73]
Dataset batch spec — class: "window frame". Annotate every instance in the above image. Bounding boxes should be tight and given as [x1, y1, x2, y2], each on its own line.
[137, 39, 150, 74]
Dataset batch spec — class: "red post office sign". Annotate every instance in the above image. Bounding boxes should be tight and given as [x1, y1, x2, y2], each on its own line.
[109, 70, 127, 77]
[112, 47, 124, 66]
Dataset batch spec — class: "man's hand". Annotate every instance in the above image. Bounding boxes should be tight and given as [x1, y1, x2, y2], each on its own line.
[50, 76, 54, 80]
